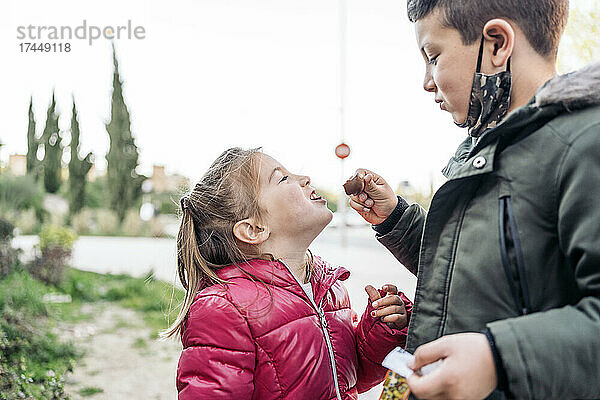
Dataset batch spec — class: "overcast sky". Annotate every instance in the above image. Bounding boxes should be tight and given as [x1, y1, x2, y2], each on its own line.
[1, 0, 597, 193]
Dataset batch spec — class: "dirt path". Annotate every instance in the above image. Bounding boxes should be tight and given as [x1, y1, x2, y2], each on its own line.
[61, 303, 181, 399]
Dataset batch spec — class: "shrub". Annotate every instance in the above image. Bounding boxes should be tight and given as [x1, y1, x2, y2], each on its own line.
[27, 225, 77, 286]
[0, 272, 76, 400]
[96, 209, 119, 236]
[0, 175, 44, 214]
[0, 217, 19, 279]
[70, 208, 95, 235]
[121, 209, 144, 236]
[14, 208, 39, 235]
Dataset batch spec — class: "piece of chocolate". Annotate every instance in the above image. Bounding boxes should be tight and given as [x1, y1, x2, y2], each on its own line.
[343, 174, 364, 196]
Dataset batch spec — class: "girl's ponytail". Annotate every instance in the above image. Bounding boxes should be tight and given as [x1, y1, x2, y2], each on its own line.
[160, 202, 225, 339]
[159, 147, 264, 339]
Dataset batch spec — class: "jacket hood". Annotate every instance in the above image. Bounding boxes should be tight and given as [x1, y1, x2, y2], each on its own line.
[534, 61, 600, 110]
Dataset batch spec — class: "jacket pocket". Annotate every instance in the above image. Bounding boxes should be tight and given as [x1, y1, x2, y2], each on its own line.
[498, 195, 531, 316]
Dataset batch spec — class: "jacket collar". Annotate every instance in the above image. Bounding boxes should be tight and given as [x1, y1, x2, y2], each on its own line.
[215, 257, 350, 305]
[443, 62, 600, 180]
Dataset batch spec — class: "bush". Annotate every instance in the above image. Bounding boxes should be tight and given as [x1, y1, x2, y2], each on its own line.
[0, 271, 77, 400]
[14, 208, 39, 235]
[0, 175, 45, 216]
[96, 209, 119, 236]
[70, 208, 95, 235]
[27, 226, 77, 286]
[121, 209, 144, 236]
[0, 218, 19, 279]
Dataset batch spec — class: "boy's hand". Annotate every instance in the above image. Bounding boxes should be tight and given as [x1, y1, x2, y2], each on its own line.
[348, 169, 398, 225]
[407, 333, 498, 400]
[365, 284, 407, 330]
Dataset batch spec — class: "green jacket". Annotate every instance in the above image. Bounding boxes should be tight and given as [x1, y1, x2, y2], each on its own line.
[378, 62, 600, 399]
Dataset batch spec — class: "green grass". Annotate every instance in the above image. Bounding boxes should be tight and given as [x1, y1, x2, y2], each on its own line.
[0, 268, 79, 399]
[1, 266, 185, 399]
[59, 268, 185, 335]
[78, 386, 104, 397]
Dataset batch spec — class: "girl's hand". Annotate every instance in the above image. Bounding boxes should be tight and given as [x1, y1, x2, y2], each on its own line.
[365, 284, 407, 330]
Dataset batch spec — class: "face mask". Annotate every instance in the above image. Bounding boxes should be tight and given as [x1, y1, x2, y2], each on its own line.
[456, 37, 512, 138]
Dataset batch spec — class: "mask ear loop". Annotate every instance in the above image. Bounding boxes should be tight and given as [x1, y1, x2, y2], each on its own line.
[476, 36, 485, 73]
[478, 35, 512, 73]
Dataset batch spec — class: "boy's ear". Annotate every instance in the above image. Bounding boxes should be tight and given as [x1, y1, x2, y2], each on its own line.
[482, 19, 515, 71]
[233, 218, 270, 245]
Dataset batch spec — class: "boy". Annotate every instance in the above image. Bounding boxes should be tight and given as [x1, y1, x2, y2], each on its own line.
[349, 0, 600, 399]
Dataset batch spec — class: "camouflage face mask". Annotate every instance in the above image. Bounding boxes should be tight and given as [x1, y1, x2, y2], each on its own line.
[456, 36, 512, 138]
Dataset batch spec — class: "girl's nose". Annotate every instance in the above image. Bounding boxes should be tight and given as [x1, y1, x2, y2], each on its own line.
[300, 175, 311, 187]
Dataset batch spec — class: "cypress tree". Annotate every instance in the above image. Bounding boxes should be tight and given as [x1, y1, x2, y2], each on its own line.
[26, 97, 41, 179]
[105, 45, 143, 222]
[68, 99, 93, 215]
[41, 93, 63, 193]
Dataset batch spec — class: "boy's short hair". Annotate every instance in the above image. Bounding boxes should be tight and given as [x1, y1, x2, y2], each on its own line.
[407, 0, 569, 58]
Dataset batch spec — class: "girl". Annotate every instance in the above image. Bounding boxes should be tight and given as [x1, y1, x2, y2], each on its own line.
[162, 148, 412, 399]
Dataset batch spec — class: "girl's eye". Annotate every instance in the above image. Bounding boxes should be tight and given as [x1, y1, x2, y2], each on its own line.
[428, 55, 439, 65]
[279, 175, 288, 183]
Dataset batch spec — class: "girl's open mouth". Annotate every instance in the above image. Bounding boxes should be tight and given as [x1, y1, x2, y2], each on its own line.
[310, 190, 324, 202]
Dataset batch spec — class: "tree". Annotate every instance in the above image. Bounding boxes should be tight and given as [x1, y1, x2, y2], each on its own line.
[41, 93, 64, 193]
[68, 99, 93, 215]
[105, 45, 143, 222]
[26, 97, 41, 180]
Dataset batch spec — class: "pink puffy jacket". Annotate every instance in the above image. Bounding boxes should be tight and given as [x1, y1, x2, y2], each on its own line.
[176, 257, 412, 399]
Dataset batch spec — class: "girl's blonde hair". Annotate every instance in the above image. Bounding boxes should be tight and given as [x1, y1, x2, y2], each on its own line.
[160, 147, 265, 338]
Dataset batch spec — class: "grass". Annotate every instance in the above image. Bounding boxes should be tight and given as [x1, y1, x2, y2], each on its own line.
[1, 266, 185, 399]
[58, 268, 185, 336]
[78, 386, 104, 397]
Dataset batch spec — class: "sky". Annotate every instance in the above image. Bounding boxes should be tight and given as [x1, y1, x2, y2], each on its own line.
[1, 0, 597, 193]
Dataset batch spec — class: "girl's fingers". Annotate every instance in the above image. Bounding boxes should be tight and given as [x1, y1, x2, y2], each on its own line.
[365, 285, 381, 303]
[372, 305, 406, 318]
[372, 294, 404, 309]
[382, 284, 398, 295]
[381, 313, 408, 326]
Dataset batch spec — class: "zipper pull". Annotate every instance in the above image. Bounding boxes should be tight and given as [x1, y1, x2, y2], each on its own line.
[317, 307, 328, 328]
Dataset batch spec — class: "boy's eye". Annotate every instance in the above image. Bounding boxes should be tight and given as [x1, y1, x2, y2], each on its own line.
[279, 175, 288, 183]
[428, 55, 439, 65]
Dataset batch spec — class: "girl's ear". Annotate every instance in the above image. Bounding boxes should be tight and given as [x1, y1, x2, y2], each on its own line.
[233, 218, 270, 245]
[482, 19, 515, 71]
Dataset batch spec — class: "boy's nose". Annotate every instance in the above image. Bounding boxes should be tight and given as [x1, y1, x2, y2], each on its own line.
[423, 73, 436, 92]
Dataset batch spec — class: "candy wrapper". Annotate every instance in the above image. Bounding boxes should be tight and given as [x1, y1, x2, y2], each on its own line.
[379, 371, 411, 400]
[379, 347, 442, 400]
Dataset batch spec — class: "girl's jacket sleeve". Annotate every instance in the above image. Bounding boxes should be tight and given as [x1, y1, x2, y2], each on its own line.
[354, 291, 413, 393]
[177, 294, 255, 399]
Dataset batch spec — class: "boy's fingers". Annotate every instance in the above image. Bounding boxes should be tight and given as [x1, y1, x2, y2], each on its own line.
[365, 285, 381, 303]
[349, 199, 368, 213]
[406, 366, 447, 399]
[411, 338, 450, 371]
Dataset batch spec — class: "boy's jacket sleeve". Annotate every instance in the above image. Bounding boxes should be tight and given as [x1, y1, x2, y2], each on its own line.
[376, 203, 427, 276]
[488, 124, 600, 399]
[177, 294, 255, 399]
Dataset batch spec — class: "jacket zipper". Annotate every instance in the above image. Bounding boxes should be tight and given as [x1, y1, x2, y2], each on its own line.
[279, 260, 343, 400]
[499, 196, 531, 315]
